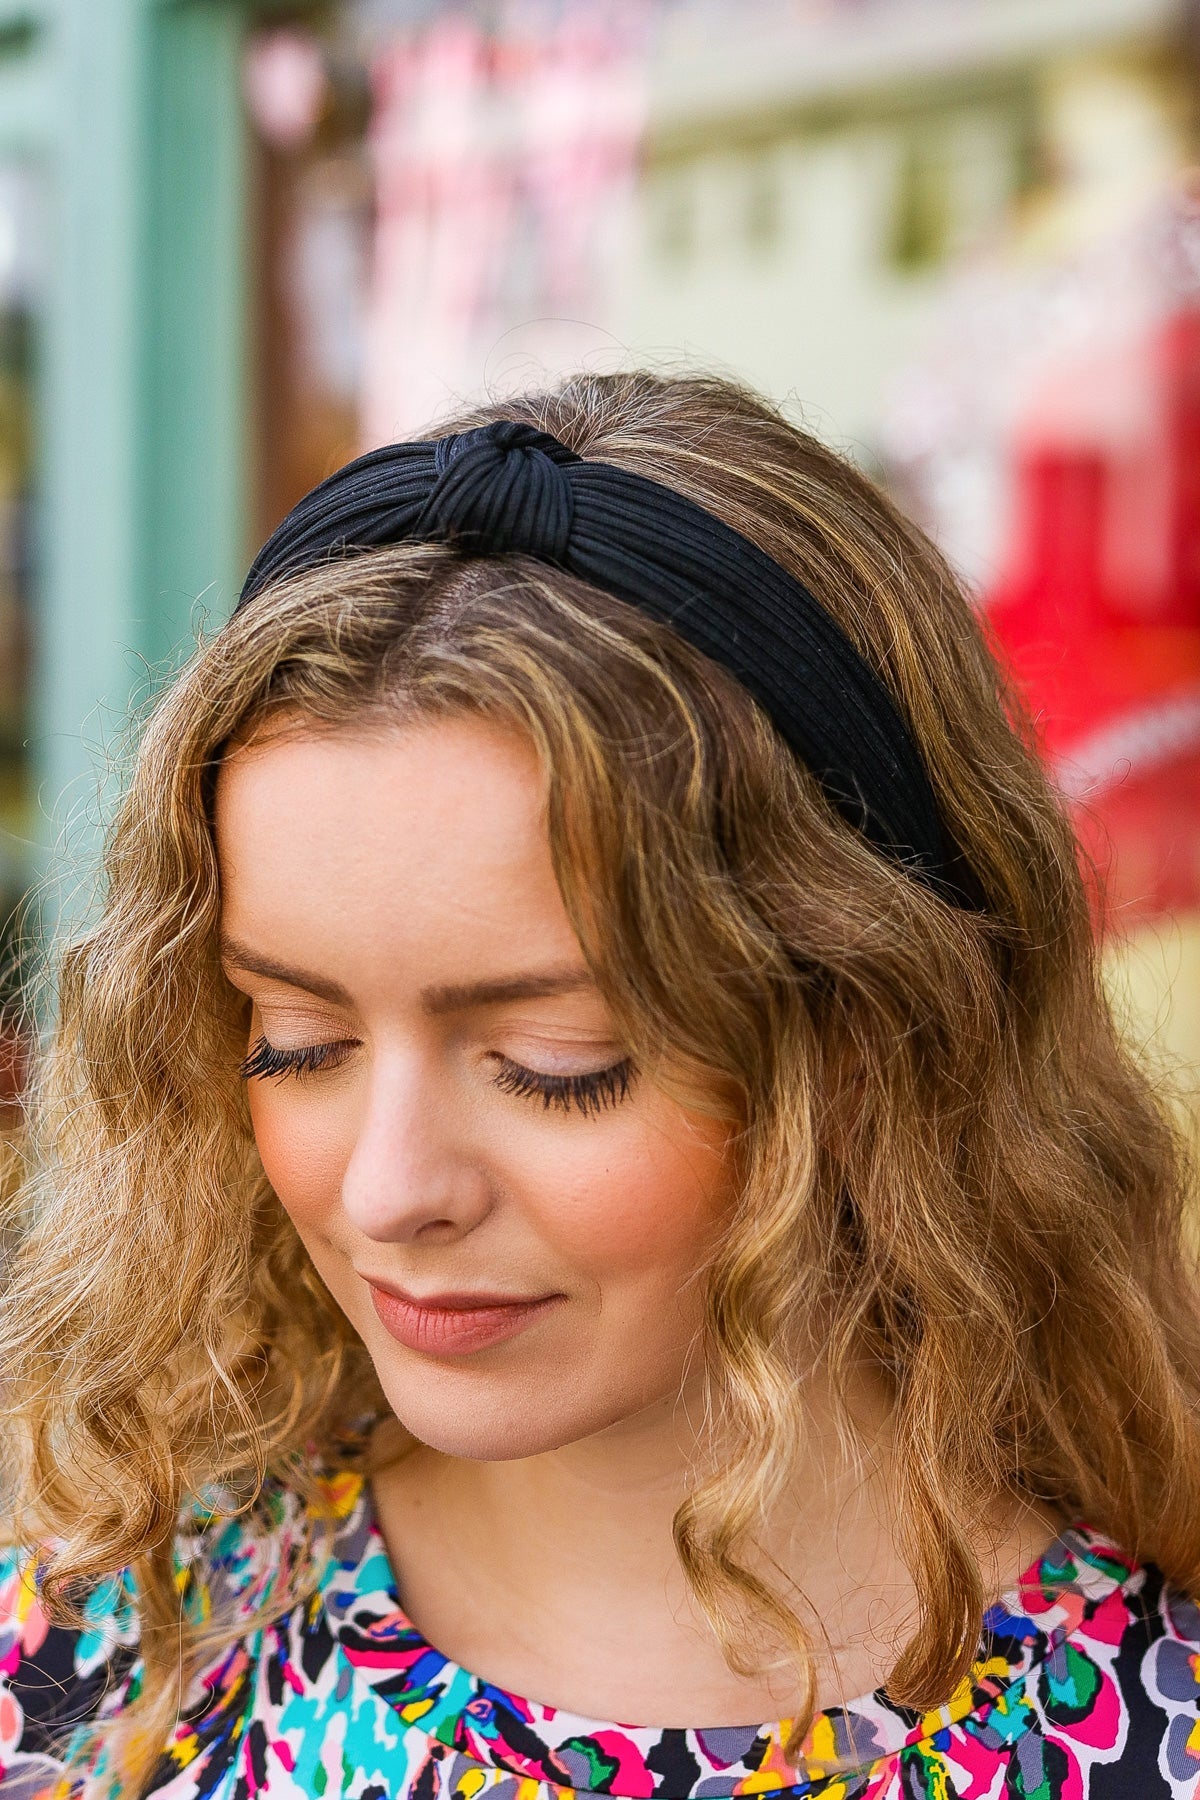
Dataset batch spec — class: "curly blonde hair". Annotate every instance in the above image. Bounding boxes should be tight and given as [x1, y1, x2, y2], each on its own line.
[4, 371, 1200, 1794]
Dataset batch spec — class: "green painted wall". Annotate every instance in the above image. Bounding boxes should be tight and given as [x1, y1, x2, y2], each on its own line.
[0, 0, 265, 892]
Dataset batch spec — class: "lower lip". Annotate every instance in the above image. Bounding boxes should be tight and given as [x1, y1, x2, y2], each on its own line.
[368, 1286, 562, 1356]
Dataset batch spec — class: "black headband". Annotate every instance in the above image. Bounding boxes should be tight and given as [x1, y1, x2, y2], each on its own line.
[238, 419, 975, 907]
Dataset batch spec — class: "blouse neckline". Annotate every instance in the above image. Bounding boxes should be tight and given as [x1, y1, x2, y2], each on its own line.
[311, 1468, 1140, 1797]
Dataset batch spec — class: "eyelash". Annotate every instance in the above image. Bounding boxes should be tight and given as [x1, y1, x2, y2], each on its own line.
[240, 1037, 357, 1083]
[490, 1056, 634, 1119]
[239, 1036, 635, 1119]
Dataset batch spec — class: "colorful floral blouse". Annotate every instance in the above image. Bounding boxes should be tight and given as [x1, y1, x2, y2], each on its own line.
[2, 1467, 1199, 1800]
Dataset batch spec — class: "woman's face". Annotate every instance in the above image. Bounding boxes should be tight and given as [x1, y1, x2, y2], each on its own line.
[215, 714, 738, 1461]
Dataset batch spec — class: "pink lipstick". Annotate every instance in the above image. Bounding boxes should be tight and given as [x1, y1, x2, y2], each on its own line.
[367, 1283, 563, 1356]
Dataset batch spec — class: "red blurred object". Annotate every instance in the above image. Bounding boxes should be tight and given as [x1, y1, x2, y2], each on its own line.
[986, 306, 1200, 928]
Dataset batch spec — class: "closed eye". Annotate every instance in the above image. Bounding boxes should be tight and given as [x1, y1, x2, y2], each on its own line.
[240, 1036, 358, 1082]
[239, 1037, 637, 1119]
[490, 1055, 635, 1118]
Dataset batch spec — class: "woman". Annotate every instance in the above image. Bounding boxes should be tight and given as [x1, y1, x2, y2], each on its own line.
[2, 371, 1199, 1800]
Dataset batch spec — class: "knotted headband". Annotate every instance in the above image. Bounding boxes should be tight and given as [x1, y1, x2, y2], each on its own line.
[238, 419, 976, 906]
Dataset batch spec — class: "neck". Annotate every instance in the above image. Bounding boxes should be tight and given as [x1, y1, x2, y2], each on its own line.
[370, 1396, 808, 1723]
[439, 1386, 716, 1571]
[367, 1369, 1056, 1728]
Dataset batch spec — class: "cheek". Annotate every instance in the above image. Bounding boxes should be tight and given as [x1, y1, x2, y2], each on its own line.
[249, 1067, 735, 1301]
[249, 1085, 354, 1228]
[518, 1101, 735, 1289]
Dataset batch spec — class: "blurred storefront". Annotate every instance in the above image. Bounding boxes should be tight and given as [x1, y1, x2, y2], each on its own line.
[246, 0, 1200, 1112]
[1, 0, 1198, 1110]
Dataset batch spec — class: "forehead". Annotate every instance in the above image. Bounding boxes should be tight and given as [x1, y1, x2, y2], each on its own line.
[213, 715, 580, 982]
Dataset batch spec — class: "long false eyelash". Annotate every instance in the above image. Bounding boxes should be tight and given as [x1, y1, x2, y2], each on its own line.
[491, 1056, 635, 1119]
[240, 1036, 357, 1083]
[240, 1036, 636, 1119]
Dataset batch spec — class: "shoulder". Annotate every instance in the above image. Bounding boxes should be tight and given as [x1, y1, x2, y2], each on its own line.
[1006, 1532, 1200, 1798]
[0, 1540, 139, 1790]
[1108, 1560, 1200, 1795]
[0, 1473, 353, 1794]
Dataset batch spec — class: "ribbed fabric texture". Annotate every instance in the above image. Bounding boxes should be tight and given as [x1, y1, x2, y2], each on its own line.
[238, 421, 972, 904]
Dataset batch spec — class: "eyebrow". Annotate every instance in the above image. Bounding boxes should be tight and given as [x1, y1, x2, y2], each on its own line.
[218, 940, 596, 1014]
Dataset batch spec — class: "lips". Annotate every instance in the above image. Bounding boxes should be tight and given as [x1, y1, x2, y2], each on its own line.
[366, 1281, 563, 1356]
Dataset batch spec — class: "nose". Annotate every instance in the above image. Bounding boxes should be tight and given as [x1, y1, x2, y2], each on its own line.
[340, 1050, 493, 1244]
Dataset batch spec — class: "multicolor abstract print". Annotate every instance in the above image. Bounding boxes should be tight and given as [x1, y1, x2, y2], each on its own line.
[2, 1468, 1198, 1798]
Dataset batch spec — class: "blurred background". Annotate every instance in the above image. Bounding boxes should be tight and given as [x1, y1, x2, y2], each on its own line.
[1, 0, 1198, 1122]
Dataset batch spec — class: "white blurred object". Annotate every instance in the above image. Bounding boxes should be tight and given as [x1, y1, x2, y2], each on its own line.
[0, 165, 45, 309]
[289, 159, 372, 404]
[646, 0, 1178, 137]
[244, 29, 329, 152]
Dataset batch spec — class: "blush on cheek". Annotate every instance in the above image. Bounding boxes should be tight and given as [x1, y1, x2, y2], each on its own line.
[249, 1092, 349, 1226]
[544, 1118, 734, 1279]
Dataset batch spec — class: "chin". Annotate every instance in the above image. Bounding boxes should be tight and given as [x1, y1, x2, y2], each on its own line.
[372, 1359, 644, 1462]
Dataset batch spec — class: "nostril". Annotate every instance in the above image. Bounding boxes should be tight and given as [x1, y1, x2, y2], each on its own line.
[413, 1217, 462, 1242]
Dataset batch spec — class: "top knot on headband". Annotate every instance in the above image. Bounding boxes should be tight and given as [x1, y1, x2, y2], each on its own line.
[238, 419, 979, 910]
[420, 422, 581, 562]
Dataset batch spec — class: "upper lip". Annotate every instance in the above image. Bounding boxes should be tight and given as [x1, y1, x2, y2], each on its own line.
[365, 1277, 558, 1311]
